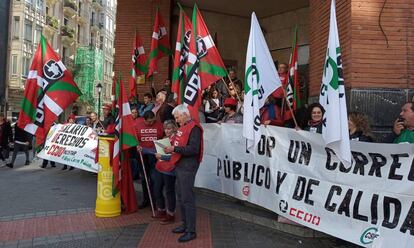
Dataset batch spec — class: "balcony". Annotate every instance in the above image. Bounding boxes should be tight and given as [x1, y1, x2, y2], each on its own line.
[46, 15, 59, 29]
[92, 0, 103, 11]
[77, 8, 89, 25]
[63, 0, 78, 17]
[44, 15, 59, 37]
[90, 21, 99, 32]
[61, 26, 75, 46]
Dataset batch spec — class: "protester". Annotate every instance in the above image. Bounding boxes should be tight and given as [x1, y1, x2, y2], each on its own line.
[102, 104, 115, 129]
[0, 113, 13, 165]
[227, 68, 243, 92]
[139, 93, 155, 117]
[90, 112, 103, 133]
[304, 103, 325, 134]
[135, 111, 164, 209]
[204, 88, 223, 123]
[162, 79, 175, 104]
[154, 91, 174, 123]
[164, 104, 203, 243]
[129, 107, 141, 180]
[220, 98, 243, 124]
[6, 124, 31, 168]
[85, 116, 92, 128]
[348, 112, 374, 142]
[260, 96, 284, 126]
[393, 101, 414, 143]
[67, 114, 76, 124]
[154, 120, 178, 225]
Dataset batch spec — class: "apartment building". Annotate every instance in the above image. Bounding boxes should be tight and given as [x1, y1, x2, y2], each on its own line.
[7, 0, 117, 118]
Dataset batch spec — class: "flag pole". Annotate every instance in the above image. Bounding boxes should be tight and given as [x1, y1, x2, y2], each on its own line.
[138, 150, 156, 217]
[222, 76, 242, 103]
[281, 87, 299, 128]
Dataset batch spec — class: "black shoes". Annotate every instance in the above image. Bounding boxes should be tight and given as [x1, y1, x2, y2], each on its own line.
[62, 165, 67, 170]
[69, 166, 74, 170]
[40, 164, 46, 168]
[178, 232, 197, 242]
[5, 163, 13, 168]
[25, 161, 30, 166]
[138, 201, 150, 209]
[172, 225, 186, 234]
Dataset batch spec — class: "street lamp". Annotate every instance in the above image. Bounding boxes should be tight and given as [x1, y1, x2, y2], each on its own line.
[96, 82, 103, 119]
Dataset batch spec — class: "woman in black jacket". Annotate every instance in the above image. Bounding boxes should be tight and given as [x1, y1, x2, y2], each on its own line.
[304, 103, 325, 134]
[0, 113, 13, 163]
[348, 112, 374, 142]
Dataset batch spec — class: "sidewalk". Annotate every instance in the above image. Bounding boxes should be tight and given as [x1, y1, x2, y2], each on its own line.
[0, 157, 358, 247]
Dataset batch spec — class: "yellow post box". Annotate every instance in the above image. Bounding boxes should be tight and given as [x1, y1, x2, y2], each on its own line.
[95, 136, 121, 217]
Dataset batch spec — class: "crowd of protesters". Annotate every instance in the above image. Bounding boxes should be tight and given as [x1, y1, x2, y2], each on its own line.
[0, 65, 413, 243]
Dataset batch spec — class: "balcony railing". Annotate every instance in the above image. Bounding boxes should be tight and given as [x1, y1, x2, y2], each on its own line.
[61, 26, 75, 39]
[64, 0, 78, 12]
[46, 15, 59, 30]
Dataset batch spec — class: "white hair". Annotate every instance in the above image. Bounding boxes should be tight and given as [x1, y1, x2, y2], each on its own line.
[172, 104, 190, 116]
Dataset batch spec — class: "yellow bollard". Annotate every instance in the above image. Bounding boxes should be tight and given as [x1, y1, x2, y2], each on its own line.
[95, 136, 121, 217]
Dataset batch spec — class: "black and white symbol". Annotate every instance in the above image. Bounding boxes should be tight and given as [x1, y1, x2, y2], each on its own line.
[43, 60, 64, 81]
[196, 35, 207, 58]
[279, 200, 288, 213]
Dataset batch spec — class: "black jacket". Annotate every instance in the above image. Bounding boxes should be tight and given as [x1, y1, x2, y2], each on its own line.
[350, 131, 373, 142]
[0, 121, 13, 147]
[14, 125, 31, 143]
[174, 125, 202, 173]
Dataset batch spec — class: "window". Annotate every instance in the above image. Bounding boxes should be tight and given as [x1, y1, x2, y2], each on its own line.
[25, 0, 33, 5]
[46, 6, 49, 15]
[13, 16, 20, 39]
[36, 0, 44, 10]
[34, 25, 42, 44]
[24, 20, 32, 41]
[64, 18, 68, 26]
[22, 57, 31, 78]
[11, 55, 18, 76]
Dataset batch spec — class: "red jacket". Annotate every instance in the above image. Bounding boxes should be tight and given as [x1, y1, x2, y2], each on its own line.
[260, 103, 284, 126]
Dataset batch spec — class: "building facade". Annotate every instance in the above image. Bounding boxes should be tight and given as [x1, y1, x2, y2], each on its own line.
[0, 0, 10, 112]
[6, 0, 117, 119]
[114, 0, 414, 139]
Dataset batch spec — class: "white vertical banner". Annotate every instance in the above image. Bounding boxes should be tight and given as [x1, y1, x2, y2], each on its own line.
[319, 0, 351, 165]
[244, 12, 282, 152]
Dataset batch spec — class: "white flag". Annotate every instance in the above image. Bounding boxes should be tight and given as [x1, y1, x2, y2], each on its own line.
[319, 0, 351, 165]
[243, 12, 282, 152]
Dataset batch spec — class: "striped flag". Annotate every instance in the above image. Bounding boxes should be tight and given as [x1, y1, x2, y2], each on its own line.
[18, 34, 81, 149]
[112, 76, 139, 213]
[283, 26, 301, 121]
[171, 5, 192, 104]
[147, 8, 171, 77]
[182, 4, 227, 121]
[129, 31, 147, 98]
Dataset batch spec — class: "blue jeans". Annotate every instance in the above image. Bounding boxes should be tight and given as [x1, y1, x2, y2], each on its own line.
[154, 169, 176, 213]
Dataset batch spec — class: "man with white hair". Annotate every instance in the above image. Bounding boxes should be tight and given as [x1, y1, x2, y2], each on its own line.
[164, 104, 203, 243]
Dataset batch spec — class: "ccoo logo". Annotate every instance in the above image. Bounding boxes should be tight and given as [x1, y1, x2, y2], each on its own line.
[242, 186, 250, 196]
[360, 227, 379, 245]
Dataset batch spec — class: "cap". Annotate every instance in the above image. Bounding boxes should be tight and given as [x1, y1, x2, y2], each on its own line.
[224, 98, 237, 106]
[103, 103, 112, 110]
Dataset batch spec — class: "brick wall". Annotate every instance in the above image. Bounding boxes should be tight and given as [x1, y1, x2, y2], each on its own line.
[114, 0, 171, 99]
[309, 0, 414, 97]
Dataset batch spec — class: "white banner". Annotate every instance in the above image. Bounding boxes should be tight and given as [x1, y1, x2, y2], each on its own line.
[38, 124, 100, 173]
[196, 124, 414, 247]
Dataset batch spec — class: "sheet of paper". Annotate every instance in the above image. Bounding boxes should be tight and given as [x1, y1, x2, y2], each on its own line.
[154, 138, 171, 155]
